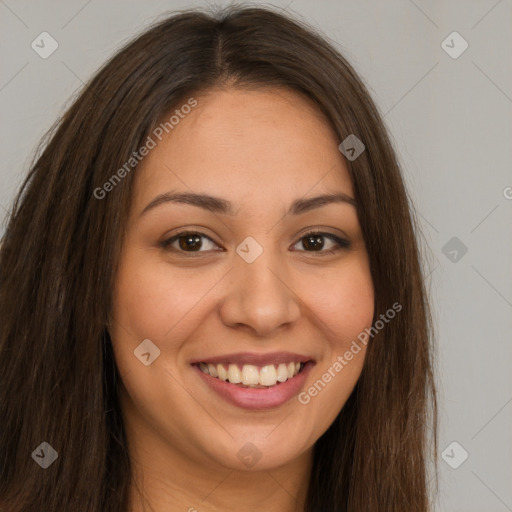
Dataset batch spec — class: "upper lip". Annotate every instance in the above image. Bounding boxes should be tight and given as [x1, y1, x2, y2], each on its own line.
[190, 351, 314, 366]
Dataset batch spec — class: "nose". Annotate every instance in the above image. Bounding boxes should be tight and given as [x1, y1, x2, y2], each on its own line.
[219, 249, 301, 338]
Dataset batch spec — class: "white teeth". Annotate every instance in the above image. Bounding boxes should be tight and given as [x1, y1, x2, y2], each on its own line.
[259, 365, 277, 386]
[228, 364, 242, 383]
[217, 364, 228, 381]
[276, 363, 288, 382]
[208, 364, 218, 378]
[199, 361, 305, 387]
[241, 365, 259, 385]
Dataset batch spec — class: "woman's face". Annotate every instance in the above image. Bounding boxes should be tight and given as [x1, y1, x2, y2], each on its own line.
[111, 86, 374, 474]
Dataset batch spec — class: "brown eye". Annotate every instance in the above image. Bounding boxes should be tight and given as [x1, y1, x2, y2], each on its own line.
[161, 231, 220, 253]
[292, 231, 350, 255]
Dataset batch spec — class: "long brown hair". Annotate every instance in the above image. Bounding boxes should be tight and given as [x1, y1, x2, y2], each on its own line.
[0, 6, 437, 511]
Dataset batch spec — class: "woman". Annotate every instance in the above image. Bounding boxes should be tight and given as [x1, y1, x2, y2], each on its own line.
[0, 5, 437, 511]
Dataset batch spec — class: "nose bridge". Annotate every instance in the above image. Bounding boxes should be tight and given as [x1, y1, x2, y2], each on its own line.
[219, 236, 301, 336]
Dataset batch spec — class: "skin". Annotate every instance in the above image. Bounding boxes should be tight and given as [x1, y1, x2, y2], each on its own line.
[110, 86, 374, 512]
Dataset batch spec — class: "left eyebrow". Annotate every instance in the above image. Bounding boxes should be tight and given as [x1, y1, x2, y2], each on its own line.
[289, 193, 357, 215]
[140, 191, 357, 218]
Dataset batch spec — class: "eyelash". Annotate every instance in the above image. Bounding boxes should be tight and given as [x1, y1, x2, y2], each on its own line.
[160, 229, 351, 257]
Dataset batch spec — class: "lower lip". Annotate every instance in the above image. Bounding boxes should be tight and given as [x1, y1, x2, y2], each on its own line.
[193, 362, 314, 410]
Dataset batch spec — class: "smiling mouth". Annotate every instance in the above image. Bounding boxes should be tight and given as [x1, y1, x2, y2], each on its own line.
[193, 362, 306, 388]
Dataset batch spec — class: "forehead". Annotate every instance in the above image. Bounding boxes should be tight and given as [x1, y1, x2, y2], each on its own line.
[133, 87, 354, 211]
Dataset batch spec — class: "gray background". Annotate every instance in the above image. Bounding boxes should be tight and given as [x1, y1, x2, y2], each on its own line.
[1, 1, 511, 510]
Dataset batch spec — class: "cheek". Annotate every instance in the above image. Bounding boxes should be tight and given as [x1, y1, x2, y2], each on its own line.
[111, 256, 213, 343]
[108, 259, 206, 429]
[307, 256, 375, 345]
[294, 257, 373, 432]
